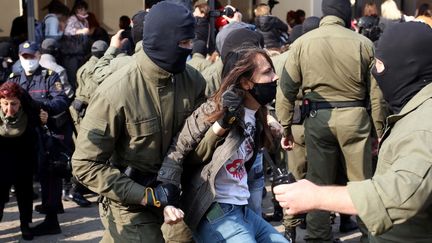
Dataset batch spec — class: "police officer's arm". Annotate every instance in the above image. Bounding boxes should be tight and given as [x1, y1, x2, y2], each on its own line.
[369, 74, 388, 138]
[365, 48, 388, 138]
[347, 131, 432, 235]
[201, 59, 223, 98]
[72, 93, 146, 205]
[275, 48, 301, 138]
[274, 180, 357, 216]
[91, 30, 123, 85]
[44, 72, 69, 115]
[276, 131, 432, 236]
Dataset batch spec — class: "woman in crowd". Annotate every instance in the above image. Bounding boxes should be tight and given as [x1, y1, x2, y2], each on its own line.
[158, 48, 288, 242]
[0, 82, 40, 240]
[64, 0, 89, 36]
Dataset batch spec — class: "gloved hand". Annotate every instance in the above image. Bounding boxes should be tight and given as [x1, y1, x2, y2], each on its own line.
[142, 183, 180, 208]
[217, 85, 244, 129]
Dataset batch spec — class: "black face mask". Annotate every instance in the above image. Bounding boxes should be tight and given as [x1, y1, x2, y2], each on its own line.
[372, 22, 432, 114]
[249, 81, 277, 106]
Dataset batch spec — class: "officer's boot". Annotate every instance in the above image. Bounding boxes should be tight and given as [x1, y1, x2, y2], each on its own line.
[339, 214, 358, 233]
[20, 221, 33, 240]
[263, 199, 283, 222]
[70, 181, 92, 207]
[284, 226, 296, 243]
[32, 213, 61, 236]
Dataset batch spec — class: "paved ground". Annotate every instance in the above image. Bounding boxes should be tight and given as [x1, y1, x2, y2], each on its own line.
[0, 184, 361, 243]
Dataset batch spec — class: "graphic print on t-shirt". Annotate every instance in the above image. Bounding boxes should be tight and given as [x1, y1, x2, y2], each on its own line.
[224, 121, 255, 180]
[214, 107, 257, 205]
[226, 159, 245, 179]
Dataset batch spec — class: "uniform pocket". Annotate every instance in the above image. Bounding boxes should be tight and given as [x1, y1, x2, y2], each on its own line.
[390, 158, 431, 205]
[126, 117, 160, 137]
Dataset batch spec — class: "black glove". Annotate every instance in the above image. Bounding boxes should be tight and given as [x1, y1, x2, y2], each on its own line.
[143, 183, 180, 208]
[217, 85, 244, 129]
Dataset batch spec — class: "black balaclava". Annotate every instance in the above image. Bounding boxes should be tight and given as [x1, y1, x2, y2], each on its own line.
[372, 22, 432, 114]
[322, 0, 352, 28]
[143, 1, 195, 74]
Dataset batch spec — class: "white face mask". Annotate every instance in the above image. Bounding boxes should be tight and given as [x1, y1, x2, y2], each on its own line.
[21, 58, 39, 73]
[77, 13, 88, 19]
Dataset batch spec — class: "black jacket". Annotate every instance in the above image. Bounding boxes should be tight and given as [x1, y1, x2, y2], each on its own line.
[255, 15, 288, 49]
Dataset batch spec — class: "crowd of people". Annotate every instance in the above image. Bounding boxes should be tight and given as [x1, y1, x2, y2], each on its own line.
[0, 0, 431, 242]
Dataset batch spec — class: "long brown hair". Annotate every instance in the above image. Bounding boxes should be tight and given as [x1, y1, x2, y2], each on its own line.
[207, 48, 275, 150]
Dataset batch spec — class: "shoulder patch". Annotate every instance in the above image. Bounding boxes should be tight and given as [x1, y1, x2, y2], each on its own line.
[54, 81, 63, 91]
[48, 70, 53, 75]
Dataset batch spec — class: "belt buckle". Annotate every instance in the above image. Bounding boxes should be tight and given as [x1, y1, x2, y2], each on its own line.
[309, 110, 317, 118]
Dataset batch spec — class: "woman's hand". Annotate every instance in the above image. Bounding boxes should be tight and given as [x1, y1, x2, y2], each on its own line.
[163, 205, 184, 224]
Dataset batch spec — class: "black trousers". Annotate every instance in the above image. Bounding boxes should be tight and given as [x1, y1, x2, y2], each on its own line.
[39, 162, 63, 214]
[0, 175, 33, 224]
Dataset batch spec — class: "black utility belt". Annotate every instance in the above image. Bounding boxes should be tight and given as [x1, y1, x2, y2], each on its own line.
[293, 100, 365, 124]
[309, 100, 366, 110]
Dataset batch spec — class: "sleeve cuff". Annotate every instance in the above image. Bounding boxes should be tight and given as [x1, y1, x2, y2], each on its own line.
[347, 180, 393, 235]
[125, 182, 146, 205]
[204, 127, 225, 145]
[105, 46, 120, 56]
[157, 161, 183, 187]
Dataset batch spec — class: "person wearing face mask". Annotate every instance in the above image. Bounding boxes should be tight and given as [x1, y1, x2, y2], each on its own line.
[276, 0, 387, 242]
[156, 47, 288, 242]
[71, 2, 206, 242]
[64, 0, 90, 36]
[61, 0, 91, 91]
[8, 40, 70, 236]
[0, 82, 40, 241]
[274, 21, 432, 243]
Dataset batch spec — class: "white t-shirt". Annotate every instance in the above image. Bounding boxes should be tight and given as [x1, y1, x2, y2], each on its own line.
[214, 107, 257, 205]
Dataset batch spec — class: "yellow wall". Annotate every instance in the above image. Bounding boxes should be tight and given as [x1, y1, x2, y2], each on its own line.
[0, 0, 22, 38]
[97, 0, 143, 34]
